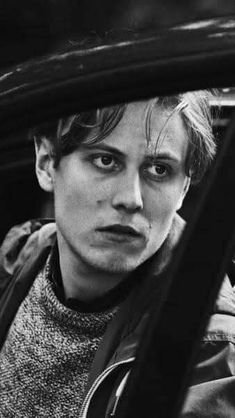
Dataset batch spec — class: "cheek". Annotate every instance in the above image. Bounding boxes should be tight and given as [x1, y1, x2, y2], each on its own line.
[146, 186, 184, 230]
[55, 175, 111, 219]
[92, 180, 116, 206]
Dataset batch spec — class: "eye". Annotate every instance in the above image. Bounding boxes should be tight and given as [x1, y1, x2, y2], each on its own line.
[144, 163, 169, 180]
[92, 154, 118, 171]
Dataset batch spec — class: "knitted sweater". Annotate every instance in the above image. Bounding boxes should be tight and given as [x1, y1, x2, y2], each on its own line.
[0, 257, 117, 417]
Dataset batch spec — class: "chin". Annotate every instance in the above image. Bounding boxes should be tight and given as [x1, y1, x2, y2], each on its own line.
[85, 251, 142, 274]
[96, 258, 137, 274]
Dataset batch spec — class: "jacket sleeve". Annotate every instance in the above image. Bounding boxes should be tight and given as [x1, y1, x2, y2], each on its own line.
[180, 278, 235, 417]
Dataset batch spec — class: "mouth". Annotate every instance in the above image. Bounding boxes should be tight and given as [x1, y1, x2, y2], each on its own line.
[97, 224, 145, 243]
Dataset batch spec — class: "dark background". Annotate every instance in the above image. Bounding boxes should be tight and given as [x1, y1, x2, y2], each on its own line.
[1, 0, 235, 68]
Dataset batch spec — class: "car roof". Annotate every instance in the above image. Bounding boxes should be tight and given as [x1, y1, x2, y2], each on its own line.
[0, 15, 235, 137]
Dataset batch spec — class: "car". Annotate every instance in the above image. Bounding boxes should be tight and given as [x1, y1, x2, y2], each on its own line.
[1, 12, 235, 417]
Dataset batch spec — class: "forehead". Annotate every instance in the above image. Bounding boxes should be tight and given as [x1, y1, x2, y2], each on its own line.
[97, 100, 189, 160]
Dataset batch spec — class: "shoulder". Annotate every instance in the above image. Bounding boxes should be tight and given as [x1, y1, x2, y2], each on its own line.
[0, 219, 56, 295]
[205, 275, 235, 341]
[181, 277, 235, 417]
[194, 276, 235, 378]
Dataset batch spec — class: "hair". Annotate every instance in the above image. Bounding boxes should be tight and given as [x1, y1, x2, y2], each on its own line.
[32, 90, 216, 184]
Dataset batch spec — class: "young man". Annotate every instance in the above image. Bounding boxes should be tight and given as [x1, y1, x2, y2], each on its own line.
[0, 92, 233, 417]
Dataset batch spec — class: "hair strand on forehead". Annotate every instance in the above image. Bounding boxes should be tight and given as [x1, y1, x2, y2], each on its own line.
[144, 97, 190, 156]
[31, 90, 216, 182]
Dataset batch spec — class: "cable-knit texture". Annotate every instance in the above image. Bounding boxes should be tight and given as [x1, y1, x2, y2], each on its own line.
[0, 258, 117, 417]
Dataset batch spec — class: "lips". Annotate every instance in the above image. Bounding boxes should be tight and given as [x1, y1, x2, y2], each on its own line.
[97, 224, 144, 239]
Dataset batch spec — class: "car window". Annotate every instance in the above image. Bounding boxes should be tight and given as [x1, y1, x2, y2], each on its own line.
[1, 15, 235, 418]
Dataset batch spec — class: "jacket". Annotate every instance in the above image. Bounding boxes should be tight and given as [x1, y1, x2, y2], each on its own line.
[1, 218, 235, 417]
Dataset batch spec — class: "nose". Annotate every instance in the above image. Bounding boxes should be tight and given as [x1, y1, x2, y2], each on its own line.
[112, 173, 144, 213]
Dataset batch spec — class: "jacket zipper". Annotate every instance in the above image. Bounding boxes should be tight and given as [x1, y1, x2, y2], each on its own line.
[110, 370, 130, 416]
[79, 357, 134, 418]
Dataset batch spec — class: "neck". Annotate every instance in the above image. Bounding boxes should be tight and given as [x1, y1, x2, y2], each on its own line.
[57, 237, 127, 303]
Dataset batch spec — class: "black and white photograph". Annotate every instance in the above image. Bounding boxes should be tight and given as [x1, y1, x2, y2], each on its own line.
[0, 1, 235, 416]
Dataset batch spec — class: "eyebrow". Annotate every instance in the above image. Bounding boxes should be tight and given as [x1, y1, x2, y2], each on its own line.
[81, 143, 126, 158]
[81, 143, 181, 163]
[145, 152, 181, 164]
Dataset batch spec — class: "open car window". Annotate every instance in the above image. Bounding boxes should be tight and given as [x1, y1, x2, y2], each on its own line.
[1, 15, 235, 418]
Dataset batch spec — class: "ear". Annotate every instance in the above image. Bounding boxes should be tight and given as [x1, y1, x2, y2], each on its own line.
[176, 177, 191, 211]
[34, 138, 55, 192]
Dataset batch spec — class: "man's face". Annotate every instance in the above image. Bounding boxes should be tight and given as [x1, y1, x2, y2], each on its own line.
[50, 101, 190, 275]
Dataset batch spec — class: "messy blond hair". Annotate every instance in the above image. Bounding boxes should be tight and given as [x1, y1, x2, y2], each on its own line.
[33, 90, 216, 184]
